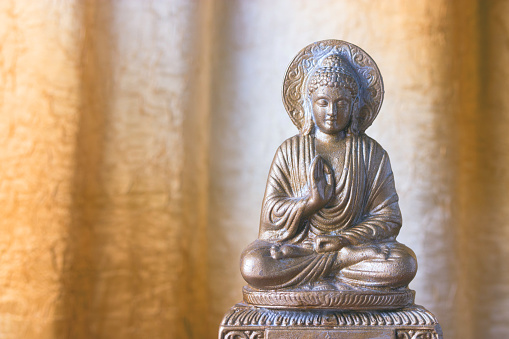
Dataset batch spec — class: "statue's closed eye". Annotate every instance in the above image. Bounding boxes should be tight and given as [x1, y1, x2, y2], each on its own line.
[316, 99, 328, 106]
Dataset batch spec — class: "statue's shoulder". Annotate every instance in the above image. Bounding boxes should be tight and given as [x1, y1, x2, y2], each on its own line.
[358, 133, 388, 155]
[356, 134, 392, 167]
[277, 134, 313, 151]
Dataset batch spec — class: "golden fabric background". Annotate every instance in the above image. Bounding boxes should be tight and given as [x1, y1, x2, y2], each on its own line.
[0, 0, 508, 338]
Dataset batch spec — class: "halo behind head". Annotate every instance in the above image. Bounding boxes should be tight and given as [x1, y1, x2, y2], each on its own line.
[282, 40, 384, 134]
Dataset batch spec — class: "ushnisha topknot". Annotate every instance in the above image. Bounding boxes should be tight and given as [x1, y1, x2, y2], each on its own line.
[307, 54, 359, 98]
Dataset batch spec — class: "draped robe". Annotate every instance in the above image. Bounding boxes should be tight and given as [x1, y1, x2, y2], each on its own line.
[241, 133, 417, 290]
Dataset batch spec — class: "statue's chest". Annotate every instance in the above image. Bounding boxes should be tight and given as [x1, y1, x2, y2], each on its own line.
[314, 142, 347, 180]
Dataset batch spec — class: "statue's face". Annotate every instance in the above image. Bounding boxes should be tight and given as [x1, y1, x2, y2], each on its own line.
[310, 86, 353, 135]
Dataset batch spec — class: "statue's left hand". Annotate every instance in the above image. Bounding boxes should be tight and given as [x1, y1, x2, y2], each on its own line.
[314, 235, 351, 253]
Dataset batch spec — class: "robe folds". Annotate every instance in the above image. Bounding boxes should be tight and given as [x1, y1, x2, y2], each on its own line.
[260, 133, 402, 243]
[241, 133, 416, 290]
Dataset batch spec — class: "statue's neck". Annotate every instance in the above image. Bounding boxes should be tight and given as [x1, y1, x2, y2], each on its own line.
[314, 129, 347, 145]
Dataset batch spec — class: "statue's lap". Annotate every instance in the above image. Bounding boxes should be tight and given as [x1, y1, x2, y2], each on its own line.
[241, 239, 417, 291]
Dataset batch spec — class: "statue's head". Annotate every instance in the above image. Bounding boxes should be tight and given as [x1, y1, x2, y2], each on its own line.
[283, 40, 384, 135]
[303, 54, 361, 136]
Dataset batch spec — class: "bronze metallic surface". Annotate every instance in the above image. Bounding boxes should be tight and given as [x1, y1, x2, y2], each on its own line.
[219, 304, 442, 338]
[241, 40, 417, 305]
[242, 286, 415, 310]
[221, 40, 442, 338]
[266, 329, 392, 339]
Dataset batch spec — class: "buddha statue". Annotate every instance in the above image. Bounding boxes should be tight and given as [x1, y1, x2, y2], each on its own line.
[240, 40, 418, 308]
[220, 41, 443, 339]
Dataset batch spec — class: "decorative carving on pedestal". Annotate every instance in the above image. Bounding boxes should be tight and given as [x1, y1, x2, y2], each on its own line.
[222, 304, 440, 328]
[219, 40, 443, 338]
[223, 330, 264, 339]
[396, 329, 440, 339]
[219, 304, 442, 339]
[243, 286, 415, 310]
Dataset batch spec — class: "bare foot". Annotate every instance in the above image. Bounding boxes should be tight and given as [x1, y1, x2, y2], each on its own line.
[360, 246, 390, 260]
[270, 245, 283, 260]
[337, 244, 390, 266]
[270, 244, 314, 259]
[311, 281, 336, 291]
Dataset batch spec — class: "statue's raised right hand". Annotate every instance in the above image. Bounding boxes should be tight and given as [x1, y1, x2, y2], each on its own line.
[304, 156, 334, 216]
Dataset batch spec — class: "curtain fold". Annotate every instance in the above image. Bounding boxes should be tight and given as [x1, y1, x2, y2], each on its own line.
[0, 1, 212, 338]
[0, 1, 508, 338]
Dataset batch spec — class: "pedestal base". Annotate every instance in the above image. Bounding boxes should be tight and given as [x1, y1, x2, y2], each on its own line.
[219, 303, 442, 339]
[243, 286, 415, 310]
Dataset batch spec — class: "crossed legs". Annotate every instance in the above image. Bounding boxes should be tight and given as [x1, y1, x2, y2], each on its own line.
[240, 239, 417, 290]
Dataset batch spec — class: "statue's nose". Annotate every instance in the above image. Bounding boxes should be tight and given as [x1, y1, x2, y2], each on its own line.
[330, 103, 337, 116]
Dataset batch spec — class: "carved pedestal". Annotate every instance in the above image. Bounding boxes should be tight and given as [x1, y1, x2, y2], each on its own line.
[219, 303, 442, 339]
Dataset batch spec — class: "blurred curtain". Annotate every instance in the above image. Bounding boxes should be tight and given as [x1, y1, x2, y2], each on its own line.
[0, 1, 508, 338]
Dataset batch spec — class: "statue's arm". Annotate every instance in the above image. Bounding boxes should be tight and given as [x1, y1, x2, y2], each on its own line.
[341, 150, 402, 245]
[258, 143, 311, 243]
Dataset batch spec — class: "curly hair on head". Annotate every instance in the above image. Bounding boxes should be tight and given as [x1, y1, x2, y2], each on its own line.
[307, 55, 359, 98]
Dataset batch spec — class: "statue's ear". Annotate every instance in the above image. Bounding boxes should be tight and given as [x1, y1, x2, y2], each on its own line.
[351, 96, 361, 115]
[348, 96, 361, 136]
